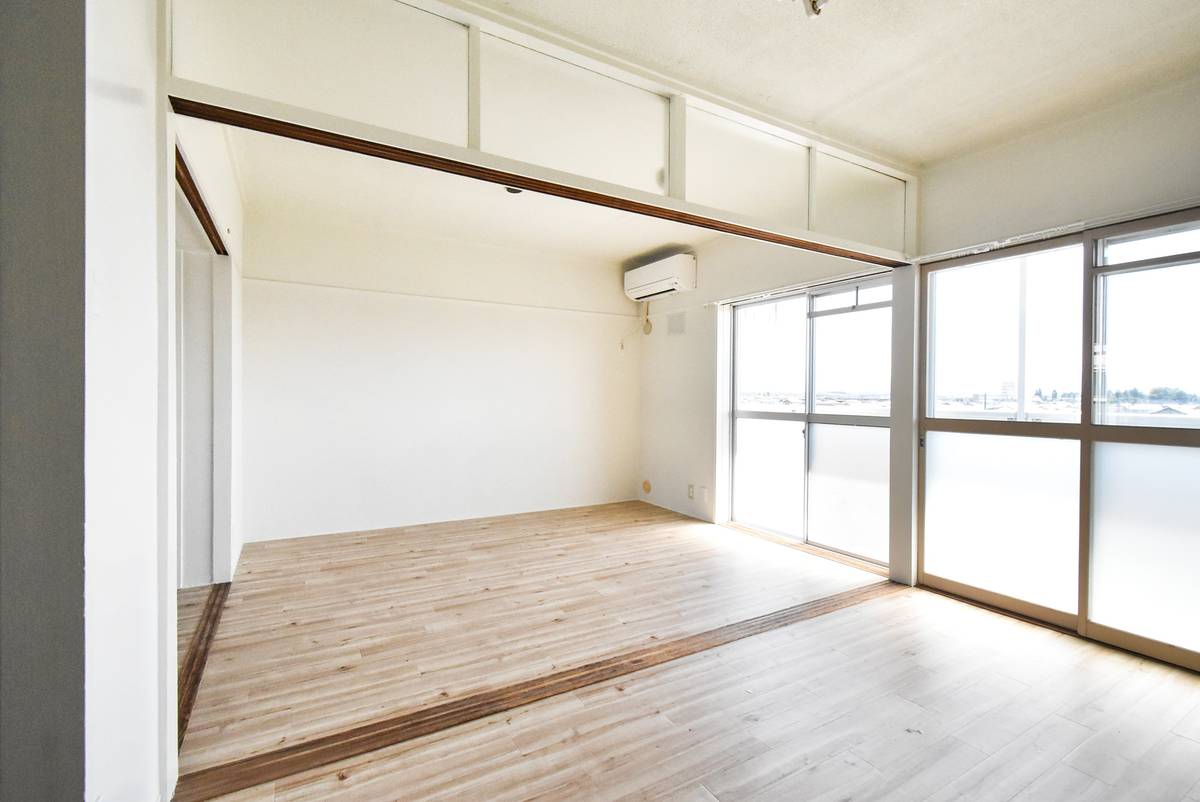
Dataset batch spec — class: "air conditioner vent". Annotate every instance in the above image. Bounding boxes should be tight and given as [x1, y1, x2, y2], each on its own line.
[623, 254, 697, 302]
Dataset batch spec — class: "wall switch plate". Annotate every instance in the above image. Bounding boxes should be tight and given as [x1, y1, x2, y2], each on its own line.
[687, 484, 695, 499]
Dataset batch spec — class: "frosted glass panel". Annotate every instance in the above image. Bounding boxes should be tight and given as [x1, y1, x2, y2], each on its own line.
[1094, 263, 1200, 428]
[481, 35, 668, 193]
[929, 245, 1081, 422]
[685, 107, 808, 228]
[733, 419, 805, 538]
[1091, 443, 1200, 652]
[812, 307, 891, 416]
[734, 297, 807, 412]
[807, 425, 889, 563]
[173, 0, 469, 145]
[811, 153, 905, 251]
[924, 432, 1079, 613]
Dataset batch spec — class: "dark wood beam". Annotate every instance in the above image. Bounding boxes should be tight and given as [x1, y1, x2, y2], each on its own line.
[175, 145, 229, 256]
[169, 96, 907, 269]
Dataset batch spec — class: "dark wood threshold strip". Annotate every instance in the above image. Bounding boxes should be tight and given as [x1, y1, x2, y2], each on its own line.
[174, 580, 902, 801]
[178, 582, 231, 749]
[175, 146, 229, 256]
[168, 96, 907, 269]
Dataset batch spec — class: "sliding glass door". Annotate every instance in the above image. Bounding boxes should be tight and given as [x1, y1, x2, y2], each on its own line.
[920, 211, 1200, 670]
[731, 278, 892, 564]
[1088, 218, 1200, 659]
[922, 243, 1084, 623]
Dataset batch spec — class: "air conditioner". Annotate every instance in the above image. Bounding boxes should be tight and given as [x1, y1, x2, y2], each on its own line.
[623, 254, 697, 302]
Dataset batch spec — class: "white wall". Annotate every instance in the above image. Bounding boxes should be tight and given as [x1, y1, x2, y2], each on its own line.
[240, 220, 641, 541]
[212, 255, 244, 580]
[637, 236, 879, 521]
[84, 0, 163, 799]
[921, 76, 1200, 256]
[243, 210, 636, 316]
[179, 250, 215, 587]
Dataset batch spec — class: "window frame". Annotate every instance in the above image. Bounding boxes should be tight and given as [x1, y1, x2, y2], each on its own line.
[730, 273, 892, 565]
[917, 206, 1200, 672]
[925, 242, 1085, 424]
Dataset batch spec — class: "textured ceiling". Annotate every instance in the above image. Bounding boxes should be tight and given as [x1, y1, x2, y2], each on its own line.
[463, 0, 1200, 166]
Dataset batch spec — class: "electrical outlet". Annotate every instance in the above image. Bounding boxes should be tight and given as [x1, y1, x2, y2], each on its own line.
[687, 484, 695, 499]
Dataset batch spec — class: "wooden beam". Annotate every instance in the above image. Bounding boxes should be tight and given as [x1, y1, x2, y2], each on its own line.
[173, 580, 903, 801]
[168, 96, 908, 269]
[178, 582, 231, 749]
[175, 146, 229, 256]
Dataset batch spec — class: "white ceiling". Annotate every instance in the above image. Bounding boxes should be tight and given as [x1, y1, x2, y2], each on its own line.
[464, 0, 1200, 166]
[225, 125, 719, 265]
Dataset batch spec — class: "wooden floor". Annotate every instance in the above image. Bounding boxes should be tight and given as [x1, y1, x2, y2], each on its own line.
[212, 588, 1200, 802]
[179, 585, 211, 665]
[180, 502, 878, 774]
[184, 501, 1200, 801]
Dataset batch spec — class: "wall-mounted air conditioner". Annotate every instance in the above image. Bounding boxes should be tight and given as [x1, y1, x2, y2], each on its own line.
[623, 254, 697, 302]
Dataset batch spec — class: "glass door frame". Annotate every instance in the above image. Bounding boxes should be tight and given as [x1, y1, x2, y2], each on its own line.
[916, 206, 1200, 672]
[730, 273, 893, 566]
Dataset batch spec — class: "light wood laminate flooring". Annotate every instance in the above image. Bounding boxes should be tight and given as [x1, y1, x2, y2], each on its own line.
[181, 502, 878, 773]
[213, 587, 1200, 801]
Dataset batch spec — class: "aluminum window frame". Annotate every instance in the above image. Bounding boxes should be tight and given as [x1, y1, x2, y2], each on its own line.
[730, 272, 892, 565]
[917, 205, 1200, 672]
[924, 238, 1087, 425]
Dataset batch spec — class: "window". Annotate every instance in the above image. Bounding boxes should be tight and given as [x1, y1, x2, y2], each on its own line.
[732, 418, 805, 537]
[1094, 261, 1200, 429]
[921, 210, 1200, 671]
[730, 277, 892, 564]
[812, 306, 891, 416]
[806, 424, 889, 562]
[812, 282, 891, 312]
[928, 245, 1082, 422]
[1100, 220, 1200, 266]
[923, 432, 1079, 614]
[734, 296, 807, 413]
[1091, 442, 1200, 652]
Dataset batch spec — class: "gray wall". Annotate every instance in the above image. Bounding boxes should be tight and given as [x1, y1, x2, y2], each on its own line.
[0, 2, 87, 799]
